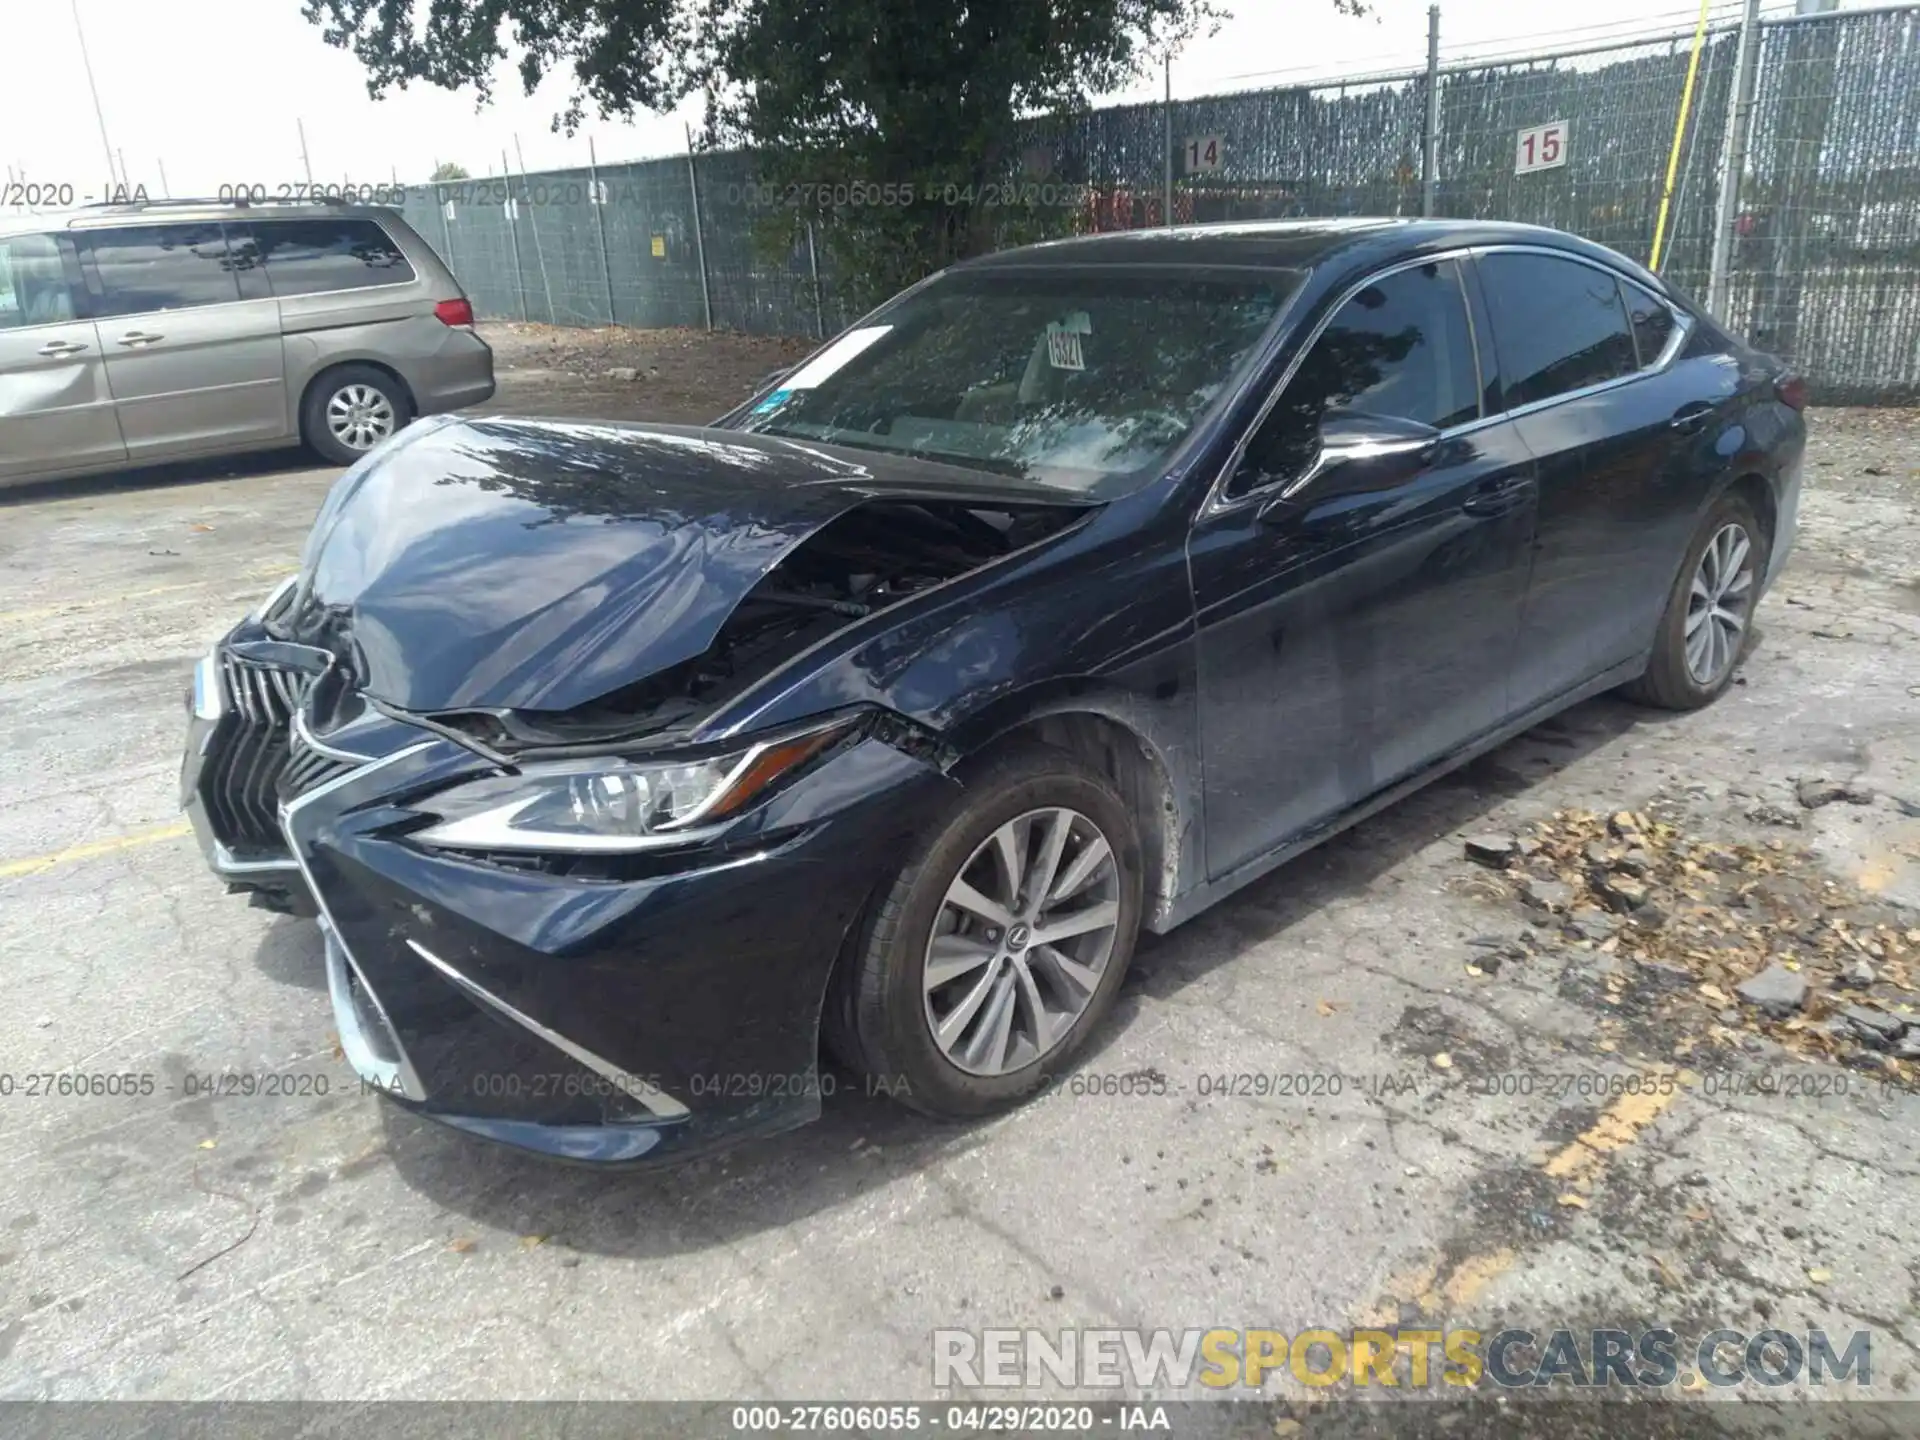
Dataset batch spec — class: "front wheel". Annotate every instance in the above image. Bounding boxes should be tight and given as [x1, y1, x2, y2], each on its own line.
[1622, 491, 1769, 710]
[826, 741, 1144, 1119]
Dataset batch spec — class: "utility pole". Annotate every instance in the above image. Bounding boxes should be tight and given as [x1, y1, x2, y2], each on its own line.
[587, 135, 617, 325]
[1422, 5, 1441, 217]
[298, 119, 314, 185]
[502, 147, 529, 322]
[1162, 54, 1174, 228]
[685, 122, 714, 331]
[1707, 0, 1763, 318]
[514, 134, 556, 324]
[70, 0, 118, 191]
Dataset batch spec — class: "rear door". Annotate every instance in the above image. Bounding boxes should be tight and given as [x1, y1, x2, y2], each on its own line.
[73, 221, 288, 461]
[1473, 249, 1718, 708]
[0, 231, 125, 482]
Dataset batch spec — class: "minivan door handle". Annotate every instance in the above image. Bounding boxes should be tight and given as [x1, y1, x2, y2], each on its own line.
[116, 330, 164, 348]
[36, 340, 89, 357]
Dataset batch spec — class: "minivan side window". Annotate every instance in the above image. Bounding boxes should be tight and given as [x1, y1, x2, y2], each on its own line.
[255, 219, 415, 297]
[78, 224, 241, 317]
[1231, 259, 1479, 496]
[0, 234, 76, 329]
[1621, 280, 1678, 368]
[1477, 252, 1638, 409]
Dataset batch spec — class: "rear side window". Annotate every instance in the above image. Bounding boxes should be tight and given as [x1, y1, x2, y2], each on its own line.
[0, 234, 76, 329]
[78, 224, 242, 317]
[1478, 253, 1638, 409]
[1233, 259, 1480, 494]
[254, 219, 415, 296]
[1621, 281, 1677, 367]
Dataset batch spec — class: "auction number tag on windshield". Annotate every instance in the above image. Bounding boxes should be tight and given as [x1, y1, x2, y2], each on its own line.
[1046, 311, 1091, 370]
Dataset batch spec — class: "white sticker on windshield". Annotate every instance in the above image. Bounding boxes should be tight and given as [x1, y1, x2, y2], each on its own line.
[1046, 324, 1085, 371]
[782, 325, 893, 389]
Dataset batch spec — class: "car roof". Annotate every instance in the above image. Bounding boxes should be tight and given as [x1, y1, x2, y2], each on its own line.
[955, 217, 1664, 291]
[0, 200, 402, 240]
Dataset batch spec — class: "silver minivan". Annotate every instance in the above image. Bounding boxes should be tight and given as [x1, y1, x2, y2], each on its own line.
[0, 198, 494, 485]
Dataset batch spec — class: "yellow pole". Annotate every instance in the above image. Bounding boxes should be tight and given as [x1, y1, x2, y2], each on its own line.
[1649, 0, 1715, 273]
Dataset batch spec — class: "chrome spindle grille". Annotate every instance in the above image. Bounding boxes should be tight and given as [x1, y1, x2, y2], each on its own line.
[202, 658, 348, 853]
[281, 730, 354, 801]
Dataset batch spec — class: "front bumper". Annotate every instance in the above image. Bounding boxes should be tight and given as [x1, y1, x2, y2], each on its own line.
[182, 644, 955, 1166]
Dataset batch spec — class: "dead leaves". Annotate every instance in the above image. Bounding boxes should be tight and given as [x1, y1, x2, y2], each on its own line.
[1474, 807, 1917, 1080]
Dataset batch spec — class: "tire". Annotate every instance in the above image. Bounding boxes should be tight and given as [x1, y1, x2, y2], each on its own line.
[301, 364, 413, 466]
[826, 740, 1144, 1119]
[1621, 490, 1769, 710]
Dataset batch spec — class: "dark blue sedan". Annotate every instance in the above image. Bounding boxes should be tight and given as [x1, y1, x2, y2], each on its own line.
[182, 219, 1806, 1164]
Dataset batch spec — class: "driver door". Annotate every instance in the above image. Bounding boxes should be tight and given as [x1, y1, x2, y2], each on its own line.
[1187, 256, 1538, 879]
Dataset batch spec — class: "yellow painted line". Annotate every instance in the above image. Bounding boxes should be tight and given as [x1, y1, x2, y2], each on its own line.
[1543, 1075, 1688, 1184]
[0, 563, 295, 628]
[1363, 1071, 1689, 1327]
[0, 822, 192, 879]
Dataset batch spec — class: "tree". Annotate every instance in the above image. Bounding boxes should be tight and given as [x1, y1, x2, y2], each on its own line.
[305, 2, 1359, 302]
[429, 161, 470, 181]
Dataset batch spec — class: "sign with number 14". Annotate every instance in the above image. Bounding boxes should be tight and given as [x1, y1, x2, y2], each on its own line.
[1515, 121, 1569, 175]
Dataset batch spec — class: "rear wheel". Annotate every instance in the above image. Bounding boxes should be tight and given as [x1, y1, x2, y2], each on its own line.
[826, 741, 1144, 1119]
[1622, 491, 1768, 710]
[301, 364, 412, 466]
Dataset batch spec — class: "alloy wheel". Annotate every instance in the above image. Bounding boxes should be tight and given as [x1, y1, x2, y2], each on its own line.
[1684, 521, 1756, 686]
[326, 384, 397, 452]
[923, 807, 1121, 1077]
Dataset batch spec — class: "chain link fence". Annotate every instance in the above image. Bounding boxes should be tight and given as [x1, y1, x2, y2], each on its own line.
[402, 2, 1920, 403]
[1728, 5, 1920, 401]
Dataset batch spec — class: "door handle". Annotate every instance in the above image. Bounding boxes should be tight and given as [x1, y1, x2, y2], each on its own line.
[36, 340, 88, 357]
[1670, 402, 1714, 433]
[1460, 476, 1533, 518]
[116, 331, 164, 347]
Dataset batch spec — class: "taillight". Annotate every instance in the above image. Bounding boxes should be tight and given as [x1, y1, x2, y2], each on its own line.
[434, 298, 475, 327]
[1774, 374, 1807, 412]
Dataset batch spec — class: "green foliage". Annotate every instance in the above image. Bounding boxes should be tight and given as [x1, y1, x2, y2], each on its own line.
[304, 1, 1358, 302]
[429, 161, 470, 181]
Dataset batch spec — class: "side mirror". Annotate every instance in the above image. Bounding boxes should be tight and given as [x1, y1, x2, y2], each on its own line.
[1255, 410, 1440, 522]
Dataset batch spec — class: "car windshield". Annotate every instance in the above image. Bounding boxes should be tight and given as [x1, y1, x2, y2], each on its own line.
[732, 267, 1300, 497]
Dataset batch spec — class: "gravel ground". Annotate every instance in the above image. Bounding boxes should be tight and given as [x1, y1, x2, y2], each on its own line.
[0, 325, 1916, 1426]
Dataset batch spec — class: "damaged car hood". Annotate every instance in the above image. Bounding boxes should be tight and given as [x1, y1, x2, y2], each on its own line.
[277, 416, 1090, 714]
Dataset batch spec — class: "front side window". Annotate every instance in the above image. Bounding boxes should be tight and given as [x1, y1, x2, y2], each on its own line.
[0, 234, 75, 330]
[1231, 258, 1480, 495]
[256, 219, 415, 296]
[1478, 252, 1638, 408]
[78, 224, 241, 317]
[731, 267, 1299, 497]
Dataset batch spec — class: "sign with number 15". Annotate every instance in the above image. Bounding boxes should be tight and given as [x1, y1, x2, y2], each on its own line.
[1515, 121, 1569, 175]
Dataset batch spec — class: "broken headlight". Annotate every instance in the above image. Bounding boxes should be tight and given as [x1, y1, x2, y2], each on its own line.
[411, 716, 854, 854]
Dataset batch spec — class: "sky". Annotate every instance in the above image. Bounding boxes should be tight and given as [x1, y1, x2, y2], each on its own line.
[1, 0, 1846, 201]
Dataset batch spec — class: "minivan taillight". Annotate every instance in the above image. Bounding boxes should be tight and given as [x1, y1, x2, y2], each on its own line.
[1775, 374, 1807, 412]
[435, 298, 475, 328]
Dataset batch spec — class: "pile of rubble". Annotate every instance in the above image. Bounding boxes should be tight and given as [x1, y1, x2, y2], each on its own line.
[1458, 808, 1918, 1079]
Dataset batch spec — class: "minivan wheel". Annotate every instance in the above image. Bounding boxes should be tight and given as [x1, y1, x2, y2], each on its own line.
[302, 365, 412, 465]
[826, 741, 1144, 1119]
[1622, 491, 1769, 710]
